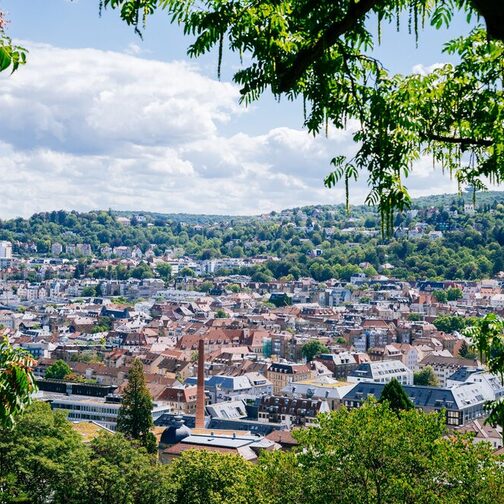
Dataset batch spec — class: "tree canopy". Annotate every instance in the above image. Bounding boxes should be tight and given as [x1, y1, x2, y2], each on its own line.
[101, 0, 504, 234]
[379, 378, 414, 412]
[45, 359, 72, 380]
[301, 340, 329, 362]
[116, 358, 156, 452]
[464, 313, 504, 434]
[413, 365, 439, 386]
[1, 399, 504, 503]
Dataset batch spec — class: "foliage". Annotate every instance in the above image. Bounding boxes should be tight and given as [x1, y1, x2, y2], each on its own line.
[0, 10, 27, 74]
[102, 1, 504, 234]
[301, 340, 329, 362]
[215, 308, 227, 319]
[0, 338, 37, 429]
[169, 450, 258, 504]
[2, 196, 504, 282]
[84, 432, 174, 504]
[45, 359, 72, 380]
[433, 289, 448, 303]
[1, 399, 504, 503]
[0, 403, 172, 504]
[413, 365, 439, 387]
[464, 313, 504, 433]
[458, 340, 476, 360]
[156, 262, 172, 280]
[291, 399, 503, 503]
[0, 402, 88, 503]
[116, 358, 155, 452]
[379, 378, 414, 412]
[433, 314, 468, 333]
[81, 286, 97, 297]
[446, 287, 463, 301]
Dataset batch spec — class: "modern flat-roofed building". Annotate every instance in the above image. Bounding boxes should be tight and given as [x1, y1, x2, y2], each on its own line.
[347, 360, 413, 385]
[342, 381, 488, 426]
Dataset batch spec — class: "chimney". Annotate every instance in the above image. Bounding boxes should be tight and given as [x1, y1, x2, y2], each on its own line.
[195, 338, 205, 429]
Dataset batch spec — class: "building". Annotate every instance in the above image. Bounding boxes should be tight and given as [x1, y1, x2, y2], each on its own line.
[281, 375, 355, 411]
[51, 242, 63, 256]
[258, 395, 330, 427]
[0, 241, 13, 259]
[315, 353, 359, 380]
[266, 363, 311, 395]
[347, 360, 413, 385]
[186, 374, 272, 403]
[419, 355, 479, 387]
[342, 381, 488, 426]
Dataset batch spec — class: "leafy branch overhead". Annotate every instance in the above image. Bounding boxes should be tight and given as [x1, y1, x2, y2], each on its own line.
[0, 10, 27, 73]
[0, 337, 37, 428]
[101, 1, 504, 235]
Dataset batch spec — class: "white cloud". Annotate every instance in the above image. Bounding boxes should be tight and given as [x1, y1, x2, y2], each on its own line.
[411, 62, 446, 75]
[0, 42, 478, 218]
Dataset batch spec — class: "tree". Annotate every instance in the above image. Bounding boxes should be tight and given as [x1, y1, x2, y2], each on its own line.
[464, 313, 504, 436]
[156, 262, 172, 280]
[458, 340, 476, 359]
[433, 314, 467, 333]
[81, 285, 97, 297]
[0, 402, 89, 503]
[45, 359, 72, 380]
[379, 378, 414, 412]
[301, 340, 329, 362]
[179, 267, 195, 278]
[446, 287, 463, 301]
[169, 450, 258, 504]
[413, 366, 439, 387]
[290, 399, 503, 504]
[0, 338, 37, 429]
[103, 1, 504, 234]
[215, 308, 227, 319]
[433, 290, 448, 303]
[85, 433, 174, 504]
[116, 359, 155, 452]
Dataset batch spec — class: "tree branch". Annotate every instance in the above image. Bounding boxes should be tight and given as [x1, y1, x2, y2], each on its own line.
[276, 0, 380, 93]
[470, 0, 504, 43]
[429, 133, 493, 147]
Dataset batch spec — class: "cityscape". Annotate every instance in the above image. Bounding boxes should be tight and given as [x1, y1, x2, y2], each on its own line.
[1, 1, 504, 503]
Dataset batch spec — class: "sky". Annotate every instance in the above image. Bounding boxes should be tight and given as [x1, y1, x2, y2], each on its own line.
[0, 0, 482, 218]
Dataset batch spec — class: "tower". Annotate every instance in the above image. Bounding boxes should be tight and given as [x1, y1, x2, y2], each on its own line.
[195, 338, 206, 429]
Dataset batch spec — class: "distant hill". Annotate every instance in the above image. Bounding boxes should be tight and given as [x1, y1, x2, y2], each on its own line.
[409, 190, 504, 209]
[113, 191, 504, 222]
[111, 210, 252, 225]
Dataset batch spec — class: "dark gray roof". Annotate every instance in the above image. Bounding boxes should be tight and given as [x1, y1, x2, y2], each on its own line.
[347, 363, 373, 379]
[447, 366, 483, 383]
[343, 383, 464, 411]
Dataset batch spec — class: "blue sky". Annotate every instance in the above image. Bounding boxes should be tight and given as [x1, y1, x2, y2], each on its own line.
[0, 0, 479, 217]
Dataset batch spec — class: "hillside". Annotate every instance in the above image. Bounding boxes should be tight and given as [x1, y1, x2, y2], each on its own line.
[0, 192, 503, 281]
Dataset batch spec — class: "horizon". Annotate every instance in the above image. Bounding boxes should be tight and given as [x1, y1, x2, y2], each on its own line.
[2, 189, 503, 221]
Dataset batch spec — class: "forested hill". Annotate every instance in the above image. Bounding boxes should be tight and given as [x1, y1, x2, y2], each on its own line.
[0, 191, 503, 281]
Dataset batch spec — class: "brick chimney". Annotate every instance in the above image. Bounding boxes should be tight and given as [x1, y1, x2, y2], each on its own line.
[195, 338, 205, 429]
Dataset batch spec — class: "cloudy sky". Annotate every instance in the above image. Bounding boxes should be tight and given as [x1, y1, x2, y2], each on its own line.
[0, 1, 478, 218]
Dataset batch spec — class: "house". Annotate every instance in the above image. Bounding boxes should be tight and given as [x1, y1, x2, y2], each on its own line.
[342, 381, 488, 426]
[347, 360, 413, 385]
[419, 355, 479, 387]
[258, 395, 330, 427]
[455, 419, 503, 449]
[266, 363, 311, 395]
